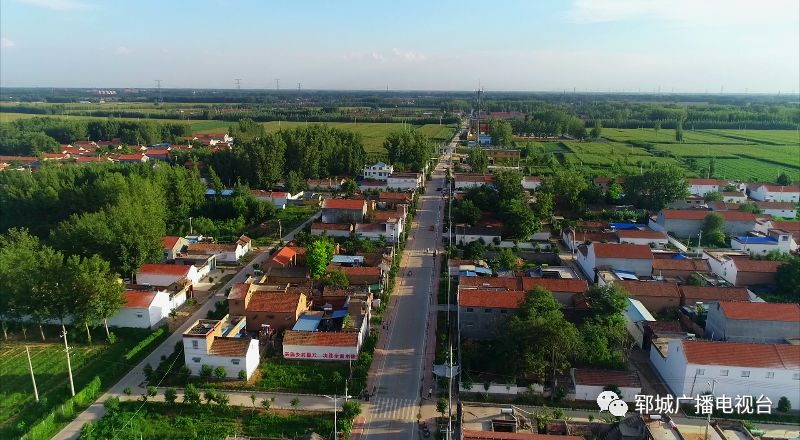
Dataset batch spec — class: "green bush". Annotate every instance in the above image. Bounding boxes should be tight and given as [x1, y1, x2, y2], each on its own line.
[124, 327, 166, 361]
[22, 377, 102, 440]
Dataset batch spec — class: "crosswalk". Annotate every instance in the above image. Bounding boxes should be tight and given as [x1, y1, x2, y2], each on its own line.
[369, 397, 419, 422]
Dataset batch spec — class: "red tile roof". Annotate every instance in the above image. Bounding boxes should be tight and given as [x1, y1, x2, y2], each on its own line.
[679, 286, 749, 302]
[661, 210, 756, 222]
[459, 290, 526, 309]
[732, 259, 784, 273]
[718, 302, 800, 322]
[187, 242, 237, 253]
[247, 292, 304, 313]
[652, 258, 710, 272]
[282, 330, 359, 347]
[616, 230, 667, 240]
[687, 178, 725, 186]
[336, 266, 382, 276]
[459, 277, 520, 290]
[455, 173, 494, 183]
[573, 368, 641, 388]
[145, 149, 170, 156]
[322, 199, 367, 210]
[161, 236, 181, 250]
[251, 190, 289, 198]
[228, 283, 250, 301]
[645, 321, 683, 334]
[681, 340, 800, 369]
[138, 264, 191, 276]
[570, 231, 619, 243]
[122, 290, 157, 309]
[616, 281, 680, 298]
[378, 192, 412, 202]
[520, 277, 588, 294]
[753, 201, 797, 209]
[462, 431, 583, 440]
[0, 155, 38, 163]
[773, 221, 800, 233]
[593, 243, 653, 260]
[757, 184, 800, 193]
[270, 246, 297, 268]
[209, 338, 252, 356]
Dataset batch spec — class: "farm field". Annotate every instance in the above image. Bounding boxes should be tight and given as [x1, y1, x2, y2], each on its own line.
[601, 128, 752, 144]
[416, 123, 457, 142]
[0, 111, 231, 133]
[693, 157, 800, 182]
[703, 129, 800, 145]
[0, 327, 166, 439]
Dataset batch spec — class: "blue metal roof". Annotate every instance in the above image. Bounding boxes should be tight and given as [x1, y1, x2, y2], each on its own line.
[734, 236, 777, 244]
[473, 267, 493, 275]
[610, 223, 646, 230]
[613, 269, 639, 280]
[205, 188, 234, 197]
[331, 310, 348, 319]
[460, 271, 477, 277]
[292, 315, 321, 331]
[626, 297, 656, 322]
[331, 255, 366, 265]
[672, 252, 687, 260]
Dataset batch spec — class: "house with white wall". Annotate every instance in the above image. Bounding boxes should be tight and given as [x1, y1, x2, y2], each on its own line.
[704, 251, 784, 286]
[107, 288, 173, 329]
[454, 173, 493, 190]
[186, 235, 251, 263]
[731, 229, 793, 255]
[705, 302, 800, 343]
[748, 184, 800, 203]
[250, 190, 303, 209]
[454, 225, 501, 245]
[311, 222, 353, 238]
[522, 176, 542, 191]
[387, 172, 423, 190]
[720, 192, 748, 203]
[363, 162, 394, 181]
[687, 179, 727, 197]
[136, 263, 200, 286]
[753, 201, 798, 218]
[182, 315, 260, 379]
[161, 236, 188, 261]
[577, 242, 654, 279]
[570, 368, 642, 403]
[616, 229, 668, 247]
[649, 339, 800, 409]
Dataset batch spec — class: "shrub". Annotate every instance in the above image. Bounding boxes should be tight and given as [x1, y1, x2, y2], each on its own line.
[213, 366, 227, 379]
[143, 363, 154, 381]
[104, 396, 120, 413]
[778, 396, 792, 412]
[164, 387, 178, 405]
[200, 364, 213, 379]
[123, 387, 132, 396]
[238, 369, 247, 381]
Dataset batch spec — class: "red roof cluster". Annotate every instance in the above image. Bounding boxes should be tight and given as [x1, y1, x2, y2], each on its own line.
[616, 280, 680, 298]
[718, 301, 800, 322]
[661, 209, 756, 222]
[161, 236, 181, 250]
[122, 290, 157, 309]
[682, 340, 800, 369]
[679, 286, 749, 302]
[322, 199, 367, 210]
[731, 258, 785, 273]
[270, 246, 297, 268]
[247, 292, 304, 313]
[459, 290, 526, 309]
[138, 264, 190, 276]
[283, 330, 358, 347]
[592, 242, 653, 260]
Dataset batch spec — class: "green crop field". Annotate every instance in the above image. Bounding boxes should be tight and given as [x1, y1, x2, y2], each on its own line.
[703, 129, 800, 145]
[416, 123, 457, 142]
[694, 157, 800, 182]
[601, 128, 748, 144]
[0, 111, 231, 133]
[562, 141, 654, 157]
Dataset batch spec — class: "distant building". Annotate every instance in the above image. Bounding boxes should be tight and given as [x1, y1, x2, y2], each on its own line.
[652, 210, 757, 237]
[705, 302, 800, 343]
[310, 222, 353, 238]
[704, 251, 785, 286]
[161, 236, 188, 261]
[571, 368, 642, 403]
[387, 172, 423, 190]
[731, 229, 793, 255]
[454, 173, 493, 190]
[615, 280, 681, 313]
[136, 263, 201, 286]
[321, 199, 368, 224]
[748, 184, 800, 203]
[521, 176, 542, 191]
[363, 162, 394, 181]
[687, 178, 727, 197]
[454, 225, 501, 245]
[577, 242, 654, 279]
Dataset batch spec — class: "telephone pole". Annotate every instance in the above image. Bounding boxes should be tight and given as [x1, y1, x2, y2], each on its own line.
[234, 79, 241, 90]
[297, 82, 301, 91]
[62, 326, 75, 396]
[26, 346, 39, 402]
[274, 78, 280, 90]
[154, 79, 162, 103]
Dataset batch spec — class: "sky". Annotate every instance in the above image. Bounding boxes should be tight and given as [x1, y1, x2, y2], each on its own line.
[0, 0, 798, 92]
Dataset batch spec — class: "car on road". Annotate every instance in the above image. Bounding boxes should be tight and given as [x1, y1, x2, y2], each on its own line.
[429, 225, 435, 231]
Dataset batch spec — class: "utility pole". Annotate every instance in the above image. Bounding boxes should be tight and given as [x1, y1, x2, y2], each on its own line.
[154, 79, 162, 104]
[234, 79, 241, 90]
[189, 217, 193, 235]
[62, 326, 75, 396]
[297, 82, 301, 91]
[704, 379, 717, 440]
[26, 346, 39, 402]
[274, 78, 280, 90]
[278, 219, 282, 240]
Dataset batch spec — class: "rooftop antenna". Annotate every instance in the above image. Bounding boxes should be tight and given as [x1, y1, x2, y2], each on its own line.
[234, 78, 241, 90]
[154, 79, 162, 103]
[274, 78, 280, 90]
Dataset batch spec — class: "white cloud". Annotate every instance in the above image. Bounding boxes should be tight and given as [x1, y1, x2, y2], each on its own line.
[18, 0, 89, 10]
[568, 0, 798, 27]
[115, 46, 130, 55]
[371, 52, 385, 61]
[391, 48, 427, 62]
[1, 38, 14, 49]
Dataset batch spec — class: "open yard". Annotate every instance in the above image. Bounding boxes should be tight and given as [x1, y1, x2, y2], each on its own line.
[0, 326, 167, 438]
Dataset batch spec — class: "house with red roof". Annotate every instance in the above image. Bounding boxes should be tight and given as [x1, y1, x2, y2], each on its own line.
[161, 236, 188, 261]
[705, 302, 800, 343]
[182, 314, 259, 379]
[653, 209, 757, 237]
[310, 222, 353, 238]
[679, 285, 750, 307]
[228, 285, 310, 332]
[136, 263, 201, 286]
[616, 228, 668, 247]
[651, 254, 711, 280]
[687, 178, 727, 197]
[454, 173, 493, 190]
[615, 280, 681, 313]
[250, 190, 303, 209]
[748, 183, 800, 203]
[649, 339, 800, 409]
[704, 251, 785, 286]
[321, 198, 368, 224]
[106, 286, 175, 329]
[459, 289, 526, 339]
[521, 176, 542, 191]
[577, 242, 654, 279]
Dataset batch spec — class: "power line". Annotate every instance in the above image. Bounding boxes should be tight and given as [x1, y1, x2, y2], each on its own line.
[274, 78, 280, 90]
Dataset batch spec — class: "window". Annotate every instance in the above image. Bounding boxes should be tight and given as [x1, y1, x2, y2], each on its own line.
[192, 357, 201, 363]
[793, 373, 800, 380]
[136, 313, 143, 318]
[466, 308, 474, 312]
[696, 369, 705, 376]
[720, 369, 729, 377]
[741, 371, 750, 378]
[231, 359, 240, 365]
[765, 372, 774, 379]
[192, 340, 198, 349]
[484, 309, 492, 313]
[500, 309, 508, 314]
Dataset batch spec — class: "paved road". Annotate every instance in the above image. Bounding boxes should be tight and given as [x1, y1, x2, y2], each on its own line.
[53, 213, 320, 440]
[361, 164, 448, 439]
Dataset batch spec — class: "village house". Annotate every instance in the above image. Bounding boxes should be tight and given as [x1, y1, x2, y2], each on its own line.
[363, 162, 394, 181]
[355, 219, 402, 243]
[754, 220, 799, 251]
[250, 190, 303, 209]
[651, 210, 757, 237]
[521, 176, 542, 191]
[753, 201, 798, 218]
[624, 297, 656, 348]
[136, 263, 201, 286]
[107, 285, 186, 329]
[561, 228, 618, 251]
[282, 332, 360, 361]
[306, 177, 345, 192]
[182, 315, 259, 379]
[227, 282, 311, 332]
[186, 235, 251, 263]
[377, 192, 412, 208]
[748, 183, 800, 203]
[577, 242, 654, 279]
[459, 289, 525, 339]
[331, 265, 384, 286]
[458, 276, 588, 307]
[454, 225, 501, 245]
[678, 285, 751, 308]
[651, 254, 711, 280]
[731, 229, 794, 255]
[161, 235, 188, 261]
[482, 147, 521, 165]
[321, 199, 368, 224]
[649, 339, 800, 409]
[109, 153, 148, 163]
[615, 229, 668, 247]
[454, 173, 493, 190]
[705, 302, 800, 343]
[387, 172, 423, 190]
[704, 251, 785, 286]
[615, 280, 681, 313]
[687, 178, 727, 197]
[720, 191, 748, 203]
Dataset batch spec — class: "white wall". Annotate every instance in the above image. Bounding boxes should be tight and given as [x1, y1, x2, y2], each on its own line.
[456, 233, 500, 244]
[183, 338, 259, 379]
[283, 344, 359, 361]
[107, 307, 156, 328]
[574, 384, 641, 403]
[596, 257, 653, 277]
[618, 237, 667, 247]
[750, 187, 800, 203]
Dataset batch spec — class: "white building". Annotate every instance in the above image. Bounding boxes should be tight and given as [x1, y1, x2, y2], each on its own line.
[749, 184, 800, 203]
[185, 235, 251, 263]
[136, 263, 200, 286]
[730, 229, 793, 255]
[250, 190, 303, 209]
[720, 192, 748, 204]
[282, 331, 361, 361]
[161, 236, 188, 261]
[753, 201, 798, 218]
[649, 339, 800, 409]
[363, 162, 394, 181]
[624, 297, 656, 349]
[107, 289, 176, 329]
[615, 229, 668, 247]
[354, 219, 402, 243]
[454, 225, 501, 245]
[570, 368, 642, 403]
[522, 176, 542, 191]
[704, 251, 783, 286]
[577, 242, 654, 279]
[453, 173, 492, 190]
[182, 315, 260, 379]
[387, 172, 423, 190]
[687, 179, 726, 197]
[311, 222, 353, 238]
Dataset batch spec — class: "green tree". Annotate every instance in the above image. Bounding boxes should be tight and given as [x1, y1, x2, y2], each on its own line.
[326, 269, 349, 287]
[776, 172, 793, 186]
[775, 256, 799, 301]
[704, 191, 722, 202]
[778, 396, 792, 412]
[164, 387, 178, 405]
[500, 198, 538, 240]
[675, 119, 684, 142]
[532, 191, 554, 220]
[467, 148, 489, 173]
[590, 120, 602, 139]
[342, 400, 362, 420]
[290, 397, 301, 413]
[585, 284, 628, 318]
[213, 366, 227, 379]
[436, 397, 449, 418]
[543, 170, 588, 211]
[494, 170, 526, 202]
[261, 398, 272, 411]
[342, 179, 358, 197]
[383, 129, 433, 172]
[67, 254, 125, 340]
[200, 364, 213, 379]
[184, 384, 201, 405]
[708, 157, 716, 178]
[488, 120, 514, 146]
[653, 121, 661, 138]
[738, 202, 761, 214]
[454, 199, 482, 226]
[208, 165, 224, 195]
[286, 170, 306, 194]
[702, 213, 725, 245]
[463, 240, 486, 260]
[496, 248, 519, 271]
[306, 238, 335, 279]
[622, 166, 689, 211]
[606, 181, 623, 204]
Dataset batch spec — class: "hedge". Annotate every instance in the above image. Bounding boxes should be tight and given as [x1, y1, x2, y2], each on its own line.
[22, 376, 102, 440]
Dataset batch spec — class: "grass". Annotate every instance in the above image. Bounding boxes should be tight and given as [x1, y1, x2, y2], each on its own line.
[704, 129, 800, 145]
[0, 111, 231, 133]
[256, 358, 352, 395]
[256, 121, 405, 153]
[0, 326, 168, 438]
[692, 157, 800, 182]
[80, 401, 335, 440]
